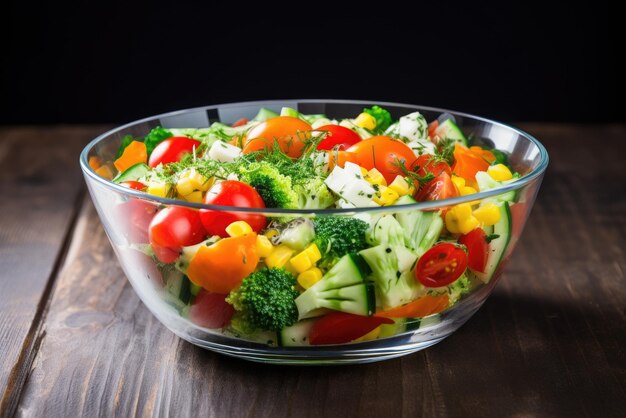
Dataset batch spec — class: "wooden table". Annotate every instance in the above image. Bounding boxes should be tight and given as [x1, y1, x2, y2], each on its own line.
[0, 124, 624, 417]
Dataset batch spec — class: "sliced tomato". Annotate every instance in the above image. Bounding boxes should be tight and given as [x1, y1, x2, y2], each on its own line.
[458, 228, 489, 273]
[117, 199, 158, 244]
[411, 154, 452, 178]
[375, 294, 450, 318]
[120, 180, 146, 191]
[452, 143, 490, 184]
[190, 290, 235, 329]
[148, 137, 201, 167]
[415, 243, 468, 287]
[347, 135, 416, 183]
[309, 313, 393, 345]
[415, 172, 458, 202]
[315, 125, 361, 150]
[242, 116, 312, 158]
[149, 206, 206, 263]
[231, 118, 249, 127]
[199, 180, 267, 238]
[427, 120, 439, 138]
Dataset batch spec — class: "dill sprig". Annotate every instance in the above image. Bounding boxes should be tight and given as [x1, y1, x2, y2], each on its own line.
[394, 158, 435, 188]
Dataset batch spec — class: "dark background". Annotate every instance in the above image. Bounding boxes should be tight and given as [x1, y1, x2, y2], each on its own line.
[1, 2, 620, 125]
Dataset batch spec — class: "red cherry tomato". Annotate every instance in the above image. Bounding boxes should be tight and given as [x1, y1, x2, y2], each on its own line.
[347, 136, 416, 183]
[315, 125, 362, 150]
[458, 228, 489, 273]
[117, 199, 158, 244]
[415, 172, 459, 202]
[189, 290, 235, 329]
[148, 136, 201, 167]
[415, 243, 468, 287]
[427, 120, 439, 138]
[199, 180, 267, 238]
[149, 206, 206, 263]
[411, 154, 452, 178]
[309, 313, 393, 345]
[120, 180, 146, 191]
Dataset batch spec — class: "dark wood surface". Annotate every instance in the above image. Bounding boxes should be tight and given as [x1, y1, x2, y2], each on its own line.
[1, 124, 624, 417]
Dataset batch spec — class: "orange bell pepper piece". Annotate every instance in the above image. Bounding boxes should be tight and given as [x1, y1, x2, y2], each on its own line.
[452, 143, 490, 185]
[375, 294, 449, 318]
[469, 146, 496, 164]
[187, 233, 259, 294]
[114, 141, 148, 173]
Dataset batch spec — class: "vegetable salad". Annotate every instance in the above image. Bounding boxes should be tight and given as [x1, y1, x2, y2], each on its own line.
[90, 106, 522, 346]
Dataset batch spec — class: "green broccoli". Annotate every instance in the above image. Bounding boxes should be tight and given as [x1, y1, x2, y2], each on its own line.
[293, 178, 335, 209]
[446, 274, 472, 304]
[237, 161, 300, 209]
[226, 268, 299, 332]
[363, 105, 393, 133]
[143, 126, 174, 155]
[313, 217, 369, 269]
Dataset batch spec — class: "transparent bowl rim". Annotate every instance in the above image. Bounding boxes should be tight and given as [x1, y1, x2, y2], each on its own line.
[80, 99, 549, 215]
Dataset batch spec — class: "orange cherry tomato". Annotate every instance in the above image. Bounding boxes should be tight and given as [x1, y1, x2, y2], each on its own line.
[187, 233, 259, 293]
[347, 135, 416, 183]
[375, 294, 450, 318]
[242, 116, 312, 158]
[326, 150, 359, 170]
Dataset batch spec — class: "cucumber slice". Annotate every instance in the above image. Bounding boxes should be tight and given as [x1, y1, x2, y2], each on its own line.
[434, 119, 468, 146]
[378, 317, 421, 338]
[277, 319, 317, 347]
[280, 107, 300, 118]
[252, 107, 279, 122]
[472, 202, 512, 283]
[113, 162, 150, 183]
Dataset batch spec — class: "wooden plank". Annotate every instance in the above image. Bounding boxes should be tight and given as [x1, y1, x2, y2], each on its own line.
[0, 126, 107, 416]
[14, 125, 626, 417]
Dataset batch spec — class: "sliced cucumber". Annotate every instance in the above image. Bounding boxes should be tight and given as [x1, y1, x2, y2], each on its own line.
[475, 171, 517, 204]
[378, 317, 421, 338]
[252, 107, 279, 122]
[277, 319, 317, 347]
[472, 202, 512, 283]
[113, 162, 150, 183]
[434, 119, 468, 146]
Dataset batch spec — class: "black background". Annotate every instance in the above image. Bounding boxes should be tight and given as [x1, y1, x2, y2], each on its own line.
[1, 1, 620, 125]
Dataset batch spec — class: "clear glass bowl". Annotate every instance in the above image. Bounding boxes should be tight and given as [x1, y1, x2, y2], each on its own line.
[80, 100, 548, 364]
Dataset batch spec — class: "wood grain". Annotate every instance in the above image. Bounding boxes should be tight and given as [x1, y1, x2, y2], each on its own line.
[0, 126, 107, 416]
[4, 124, 626, 417]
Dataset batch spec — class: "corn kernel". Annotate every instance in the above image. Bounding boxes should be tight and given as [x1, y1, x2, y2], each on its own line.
[176, 177, 195, 196]
[297, 268, 323, 289]
[147, 182, 170, 198]
[445, 203, 480, 234]
[354, 112, 377, 130]
[365, 168, 387, 186]
[352, 326, 382, 342]
[473, 203, 501, 226]
[184, 191, 204, 203]
[460, 186, 477, 196]
[488, 164, 513, 181]
[225, 221, 253, 237]
[451, 175, 466, 189]
[264, 229, 280, 240]
[302, 243, 322, 264]
[255, 235, 274, 258]
[388, 175, 413, 196]
[265, 245, 295, 269]
[290, 251, 313, 273]
[373, 186, 400, 206]
[359, 166, 369, 176]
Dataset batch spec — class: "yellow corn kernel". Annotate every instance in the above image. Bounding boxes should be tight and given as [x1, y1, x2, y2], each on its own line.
[459, 186, 477, 196]
[297, 268, 323, 289]
[451, 175, 466, 189]
[302, 243, 322, 264]
[445, 203, 481, 234]
[255, 235, 274, 258]
[359, 166, 369, 176]
[355, 112, 377, 130]
[373, 186, 400, 206]
[473, 203, 501, 226]
[225, 220, 253, 237]
[176, 177, 195, 197]
[352, 326, 382, 342]
[289, 251, 313, 273]
[365, 168, 387, 186]
[488, 164, 513, 181]
[264, 229, 280, 240]
[184, 191, 204, 203]
[265, 245, 295, 269]
[388, 175, 414, 196]
[147, 182, 170, 198]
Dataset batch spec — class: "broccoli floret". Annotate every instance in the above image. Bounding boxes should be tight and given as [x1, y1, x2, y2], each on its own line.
[363, 105, 393, 133]
[237, 162, 300, 209]
[313, 217, 369, 269]
[226, 268, 299, 332]
[447, 274, 472, 304]
[293, 178, 335, 209]
[143, 126, 173, 155]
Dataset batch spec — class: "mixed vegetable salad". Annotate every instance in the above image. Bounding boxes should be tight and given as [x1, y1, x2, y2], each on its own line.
[89, 106, 523, 346]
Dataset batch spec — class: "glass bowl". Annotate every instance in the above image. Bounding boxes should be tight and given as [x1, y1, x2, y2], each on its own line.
[80, 100, 548, 364]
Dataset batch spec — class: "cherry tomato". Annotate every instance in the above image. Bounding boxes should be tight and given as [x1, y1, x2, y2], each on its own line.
[242, 116, 312, 158]
[315, 125, 362, 150]
[309, 312, 394, 345]
[458, 228, 489, 273]
[411, 154, 452, 178]
[232, 117, 249, 127]
[427, 120, 439, 138]
[415, 243, 468, 287]
[120, 180, 146, 191]
[347, 135, 416, 184]
[415, 172, 458, 202]
[117, 199, 157, 244]
[148, 136, 201, 167]
[189, 290, 235, 329]
[199, 180, 267, 238]
[149, 206, 207, 263]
